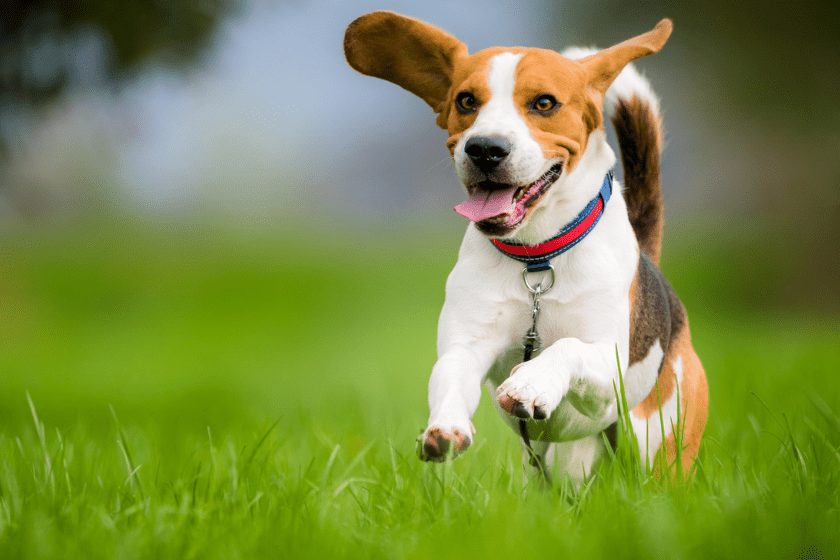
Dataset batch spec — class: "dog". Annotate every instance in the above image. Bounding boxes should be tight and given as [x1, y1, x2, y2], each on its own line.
[344, 11, 708, 482]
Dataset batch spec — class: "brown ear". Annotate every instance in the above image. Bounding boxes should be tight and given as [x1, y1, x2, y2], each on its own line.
[580, 19, 673, 95]
[344, 11, 467, 128]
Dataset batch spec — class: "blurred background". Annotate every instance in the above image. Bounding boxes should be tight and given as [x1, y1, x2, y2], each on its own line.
[3, 0, 838, 306]
[1, 0, 838, 430]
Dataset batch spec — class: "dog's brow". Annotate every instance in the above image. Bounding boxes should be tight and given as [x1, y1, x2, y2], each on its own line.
[486, 52, 522, 105]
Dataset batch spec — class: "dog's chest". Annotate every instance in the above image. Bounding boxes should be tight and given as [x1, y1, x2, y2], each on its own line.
[483, 295, 596, 386]
[482, 291, 632, 441]
[485, 343, 610, 442]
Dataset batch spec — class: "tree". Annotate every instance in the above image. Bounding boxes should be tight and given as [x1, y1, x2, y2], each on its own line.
[0, 0, 241, 156]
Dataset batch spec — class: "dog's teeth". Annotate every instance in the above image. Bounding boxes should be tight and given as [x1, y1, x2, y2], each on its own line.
[514, 187, 524, 201]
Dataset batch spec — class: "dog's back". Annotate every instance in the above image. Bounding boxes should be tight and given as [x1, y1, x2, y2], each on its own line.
[599, 62, 709, 474]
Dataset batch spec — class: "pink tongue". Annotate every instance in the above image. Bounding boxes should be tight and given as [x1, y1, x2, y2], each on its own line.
[454, 187, 519, 222]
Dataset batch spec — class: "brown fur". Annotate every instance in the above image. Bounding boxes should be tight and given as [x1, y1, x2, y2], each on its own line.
[343, 11, 468, 127]
[623, 251, 707, 480]
[649, 325, 709, 478]
[615, 86, 708, 478]
[422, 426, 471, 463]
[510, 50, 594, 172]
[612, 96, 664, 266]
[628, 253, 685, 368]
[345, 13, 707, 476]
[346, 11, 672, 171]
[633, 355, 677, 420]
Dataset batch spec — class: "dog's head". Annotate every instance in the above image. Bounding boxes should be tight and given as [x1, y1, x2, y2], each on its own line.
[344, 12, 671, 238]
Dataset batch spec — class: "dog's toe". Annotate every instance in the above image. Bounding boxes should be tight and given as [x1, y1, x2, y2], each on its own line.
[451, 428, 470, 452]
[498, 392, 517, 415]
[420, 426, 471, 462]
[422, 435, 448, 462]
[497, 360, 565, 422]
[513, 401, 530, 419]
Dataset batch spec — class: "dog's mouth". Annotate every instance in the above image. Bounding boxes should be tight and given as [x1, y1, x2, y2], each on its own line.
[454, 163, 563, 235]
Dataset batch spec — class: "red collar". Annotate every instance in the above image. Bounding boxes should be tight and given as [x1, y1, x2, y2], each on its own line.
[491, 172, 613, 272]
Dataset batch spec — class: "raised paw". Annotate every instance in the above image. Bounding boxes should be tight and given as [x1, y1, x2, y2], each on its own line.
[496, 361, 567, 421]
[419, 424, 474, 462]
[497, 392, 549, 420]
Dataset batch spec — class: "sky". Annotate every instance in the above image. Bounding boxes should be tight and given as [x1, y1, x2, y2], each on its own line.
[118, 0, 583, 215]
[2, 0, 707, 219]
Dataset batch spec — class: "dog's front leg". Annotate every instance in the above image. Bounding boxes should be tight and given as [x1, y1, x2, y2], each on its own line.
[420, 344, 498, 462]
[496, 338, 625, 423]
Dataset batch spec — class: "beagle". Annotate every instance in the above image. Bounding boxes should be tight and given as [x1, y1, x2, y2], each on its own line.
[344, 11, 708, 482]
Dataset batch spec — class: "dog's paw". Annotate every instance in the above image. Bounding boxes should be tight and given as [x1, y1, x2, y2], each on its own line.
[418, 424, 474, 462]
[496, 360, 568, 420]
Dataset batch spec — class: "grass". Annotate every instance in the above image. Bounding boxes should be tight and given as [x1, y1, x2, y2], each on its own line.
[1, 216, 839, 559]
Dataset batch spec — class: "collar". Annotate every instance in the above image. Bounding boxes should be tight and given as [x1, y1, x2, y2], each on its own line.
[491, 171, 613, 272]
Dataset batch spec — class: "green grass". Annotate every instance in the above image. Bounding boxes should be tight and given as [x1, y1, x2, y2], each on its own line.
[1, 217, 839, 559]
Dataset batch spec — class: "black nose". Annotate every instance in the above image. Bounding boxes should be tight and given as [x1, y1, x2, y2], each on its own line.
[464, 136, 511, 174]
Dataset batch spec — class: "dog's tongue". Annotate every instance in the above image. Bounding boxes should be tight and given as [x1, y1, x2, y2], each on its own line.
[454, 187, 519, 222]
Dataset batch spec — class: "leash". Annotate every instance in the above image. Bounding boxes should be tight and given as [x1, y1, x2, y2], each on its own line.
[518, 265, 554, 481]
[498, 171, 613, 482]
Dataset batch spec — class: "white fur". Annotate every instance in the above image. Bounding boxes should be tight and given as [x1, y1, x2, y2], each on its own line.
[562, 47, 662, 117]
[453, 52, 550, 188]
[524, 435, 606, 486]
[425, 131, 644, 456]
[605, 63, 662, 117]
[515, 341, 666, 481]
[624, 340, 665, 409]
[631, 355, 684, 467]
[422, 46, 667, 481]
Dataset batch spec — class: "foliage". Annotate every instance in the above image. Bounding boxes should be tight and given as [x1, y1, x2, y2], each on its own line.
[1, 0, 240, 106]
[1, 220, 839, 558]
[0, 0, 241, 165]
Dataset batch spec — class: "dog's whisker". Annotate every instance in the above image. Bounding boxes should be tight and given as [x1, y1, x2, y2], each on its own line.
[426, 156, 455, 173]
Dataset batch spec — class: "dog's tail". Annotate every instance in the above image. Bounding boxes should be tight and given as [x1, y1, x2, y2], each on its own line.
[605, 63, 665, 266]
[564, 48, 666, 266]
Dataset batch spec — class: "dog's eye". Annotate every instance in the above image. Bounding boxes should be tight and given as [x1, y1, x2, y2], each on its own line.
[532, 95, 560, 114]
[456, 92, 477, 112]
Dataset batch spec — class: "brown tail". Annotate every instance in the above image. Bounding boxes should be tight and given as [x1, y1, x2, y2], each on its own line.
[611, 95, 664, 266]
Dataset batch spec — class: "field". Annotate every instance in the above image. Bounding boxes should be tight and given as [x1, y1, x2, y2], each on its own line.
[1, 217, 839, 559]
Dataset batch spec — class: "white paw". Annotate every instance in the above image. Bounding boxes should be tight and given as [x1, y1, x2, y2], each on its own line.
[419, 422, 475, 462]
[496, 359, 568, 420]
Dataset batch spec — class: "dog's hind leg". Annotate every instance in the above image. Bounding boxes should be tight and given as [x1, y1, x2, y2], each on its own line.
[531, 436, 607, 488]
[630, 323, 708, 479]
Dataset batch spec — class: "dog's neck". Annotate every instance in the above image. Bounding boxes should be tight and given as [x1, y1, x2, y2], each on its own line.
[502, 130, 617, 246]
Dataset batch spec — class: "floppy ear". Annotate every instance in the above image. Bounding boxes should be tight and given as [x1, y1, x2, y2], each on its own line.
[580, 19, 672, 96]
[344, 11, 468, 128]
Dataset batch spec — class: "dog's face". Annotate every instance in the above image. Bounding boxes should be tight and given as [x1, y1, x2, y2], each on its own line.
[443, 48, 598, 236]
[345, 12, 671, 237]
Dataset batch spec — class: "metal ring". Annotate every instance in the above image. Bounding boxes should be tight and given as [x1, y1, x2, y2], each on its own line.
[522, 264, 555, 294]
